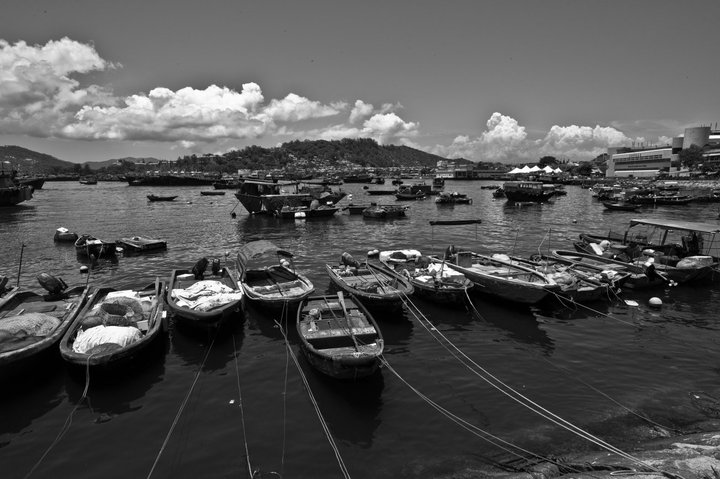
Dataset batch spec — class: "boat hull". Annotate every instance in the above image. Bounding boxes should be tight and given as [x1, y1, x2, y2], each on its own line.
[166, 269, 244, 330]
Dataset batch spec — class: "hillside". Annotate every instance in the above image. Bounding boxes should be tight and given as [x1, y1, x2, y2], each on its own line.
[202, 138, 455, 170]
[0, 145, 74, 174]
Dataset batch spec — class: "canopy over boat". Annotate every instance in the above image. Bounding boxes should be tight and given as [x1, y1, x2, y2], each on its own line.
[628, 218, 720, 234]
[237, 240, 293, 267]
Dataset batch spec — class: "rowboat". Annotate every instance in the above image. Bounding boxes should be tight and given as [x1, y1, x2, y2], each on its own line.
[297, 292, 384, 379]
[550, 249, 714, 289]
[166, 264, 244, 329]
[378, 249, 473, 306]
[326, 254, 414, 312]
[75, 234, 117, 257]
[362, 204, 409, 219]
[602, 201, 641, 211]
[275, 204, 339, 219]
[234, 240, 314, 312]
[59, 280, 167, 370]
[200, 190, 226, 196]
[445, 250, 560, 305]
[147, 194, 178, 202]
[116, 236, 168, 254]
[505, 254, 629, 302]
[0, 282, 89, 380]
[53, 227, 79, 243]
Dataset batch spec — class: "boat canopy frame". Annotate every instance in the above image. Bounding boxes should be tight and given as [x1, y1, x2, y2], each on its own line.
[237, 240, 297, 276]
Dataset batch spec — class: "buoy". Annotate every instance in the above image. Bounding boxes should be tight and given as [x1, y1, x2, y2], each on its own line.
[649, 297, 662, 308]
[624, 299, 639, 307]
[294, 211, 306, 219]
[572, 219, 577, 224]
[80, 266, 89, 274]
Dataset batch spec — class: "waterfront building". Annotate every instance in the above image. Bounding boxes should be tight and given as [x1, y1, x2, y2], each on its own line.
[606, 126, 720, 178]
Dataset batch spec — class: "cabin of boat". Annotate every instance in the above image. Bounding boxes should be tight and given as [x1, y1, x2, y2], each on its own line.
[0, 166, 33, 206]
[502, 181, 555, 203]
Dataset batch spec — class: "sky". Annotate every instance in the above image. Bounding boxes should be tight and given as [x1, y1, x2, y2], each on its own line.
[1, 0, 719, 165]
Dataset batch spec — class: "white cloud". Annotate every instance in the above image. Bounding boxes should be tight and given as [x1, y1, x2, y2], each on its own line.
[261, 93, 344, 122]
[349, 100, 374, 124]
[361, 112, 419, 145]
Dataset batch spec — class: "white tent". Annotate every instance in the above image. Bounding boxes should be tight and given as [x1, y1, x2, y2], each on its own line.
[542, 165, 554, 174]
[528, 165, 541, 172]
[519, 165, 531, 173]
[553, 167, 563, 174]
[508, 167, 522, 174]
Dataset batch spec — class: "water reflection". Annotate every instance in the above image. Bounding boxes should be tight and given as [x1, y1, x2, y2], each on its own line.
[169, 318, 245, 372]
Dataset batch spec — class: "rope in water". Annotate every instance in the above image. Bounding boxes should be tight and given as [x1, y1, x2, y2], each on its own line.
[232, 333, 255, 478]
[398, 291, 674, 477]
[275, 319, 352, 479]
[24, 353, 96, 479]
[146, 329, 219, 479]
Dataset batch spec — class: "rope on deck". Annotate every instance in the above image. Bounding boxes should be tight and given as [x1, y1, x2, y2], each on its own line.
[275, 318, 352, 479]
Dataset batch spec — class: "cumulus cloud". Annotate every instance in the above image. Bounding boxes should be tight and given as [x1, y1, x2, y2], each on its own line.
[0, 37, 116, 136]
[261, 93, 344, 122]
[349, 100, 374, 124]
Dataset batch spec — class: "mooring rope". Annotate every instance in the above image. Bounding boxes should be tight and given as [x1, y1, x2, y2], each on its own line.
[24, 353, 96, 479]
[399, 291, 674, 477]
[146, 329, 219, 479]
[275, 319, 352, 479]
[232, 333, 255, 478]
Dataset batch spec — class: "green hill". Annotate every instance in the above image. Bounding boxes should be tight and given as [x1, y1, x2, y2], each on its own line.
[0, 145, 74, 174]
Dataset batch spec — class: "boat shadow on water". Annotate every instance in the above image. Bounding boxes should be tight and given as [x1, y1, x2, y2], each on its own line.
[168, 317, 246, 373]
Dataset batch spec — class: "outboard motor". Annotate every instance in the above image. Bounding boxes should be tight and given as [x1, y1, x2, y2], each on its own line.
[37, 273, 68, 296]
[341, 252, 360, 268]
[192, 257, 209, 280]
[211, 258, 221, 276]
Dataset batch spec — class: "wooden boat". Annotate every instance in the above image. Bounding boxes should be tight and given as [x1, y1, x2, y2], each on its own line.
[234, 240, 314, 312]
[432, 177, 445, 189]
[444, 250, 560, 305]
[53, 226, 79, 243]
[603, 201, 640, 211]
[395, 191, 426, 200]
[502, 181, 555, 203]
[275, 205, 339, 219]
[550, 249, 715, 289]
[234, 179, 345, 215]
[116, 236, 168, 254]
[326, 254, 414, 312]
[147, 194, 177, 202]
[75, 234, 116, 257]
[59, 280, 167, 370]
[166, 264, 244, 329]
[505, 254, 628, 303]
[362, 204, 409, 219]
[435, 192, 473, 205]
[578, 218, 720, 264]
[378, 249, 473, 306]
[364, 189, 397, 196]
[0, 168, 33, 206]
[630, 194, 694, 205]
[343, 203, 371, 215]
[297, 292, 384, 379]
[200, 190, 226, 196]
[79, 176, 98, 185]
[16, 177, 45, 190]
[0, 282, 89, 379]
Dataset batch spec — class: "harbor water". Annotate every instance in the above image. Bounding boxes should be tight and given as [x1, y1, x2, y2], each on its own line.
[2, 180, 720, 479]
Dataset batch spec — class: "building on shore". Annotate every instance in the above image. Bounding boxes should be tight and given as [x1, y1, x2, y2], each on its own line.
[606, 126, 720, 178]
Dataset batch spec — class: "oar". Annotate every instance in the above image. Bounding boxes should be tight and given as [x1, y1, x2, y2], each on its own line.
[337, 291, 360, 351]
[365, 263, 390, 294]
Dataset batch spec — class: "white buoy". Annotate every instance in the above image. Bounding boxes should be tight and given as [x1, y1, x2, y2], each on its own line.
[572, 219, 577, 224]
[648, 297, 662, 308]
[80, 265, 89, 274]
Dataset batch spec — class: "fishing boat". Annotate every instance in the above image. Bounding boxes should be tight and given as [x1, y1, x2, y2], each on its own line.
[343, 203, 372, 215]
[116, 236, 168, 254]
[75, 234, 117, 257]
[364, 188, 397, 196]
[326, 253, 414, 312]
[362, 204, 409, 219]
[79, 176, 98, 185]
[378, 249, 473, 306]
[502, 181, 555, 203]
[234, 240, 314, 312]
[434, 192, 473, 205]
[166, 261, 244, 329]
[550, 249, 715, 289]
[234, 179, 345, 215]
[504, 254, 628, 303]
[0, 277, 89, 379]
[395, 191, 426, 200]
[0, 166, 33, 206]
[297, 292, 384, 379]
[275, 204, 339, 219]
[602, 201, 641, 211]
[444, 249, 560, 305]
[630, 194, 694, 205]
[16, 177, 45, 190]
[59, 280, 167, 370]
[53, 227, 79, 243]
[147, 194, 178, 202]
[578, 218, 720, 263]
[432, 177, 445, 190]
